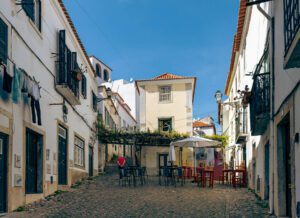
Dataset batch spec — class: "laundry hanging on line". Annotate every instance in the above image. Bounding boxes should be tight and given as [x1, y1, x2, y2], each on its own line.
[0, 57, 43, 126]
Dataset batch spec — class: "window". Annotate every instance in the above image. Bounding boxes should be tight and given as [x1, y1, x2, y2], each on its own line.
[92, 91, 97, 111]
[104, 69, 109, 82]
[96, 64, 101, 78]
[159, 86, 171, 102]
[158, 118, 172, 132]
[0, 18, 8, 64]
[22, 0, 41, 31]
[81, 75, 87, 99]
[74, 136, 84, 167]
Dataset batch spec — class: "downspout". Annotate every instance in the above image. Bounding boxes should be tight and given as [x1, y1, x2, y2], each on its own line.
[257, 3, 275, 215]
[270, 16, 275, 216]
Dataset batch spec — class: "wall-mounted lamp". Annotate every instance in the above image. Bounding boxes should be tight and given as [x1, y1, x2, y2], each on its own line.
[98, 88, 112, 103]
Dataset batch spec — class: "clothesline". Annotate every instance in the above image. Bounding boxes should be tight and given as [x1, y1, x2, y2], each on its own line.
[0, 57, 42, 126]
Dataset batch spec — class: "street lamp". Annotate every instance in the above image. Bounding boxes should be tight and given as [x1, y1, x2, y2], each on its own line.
[214, 90, 238, 107]
[214, 90, 223, 104]
[98, 87, 112, 102]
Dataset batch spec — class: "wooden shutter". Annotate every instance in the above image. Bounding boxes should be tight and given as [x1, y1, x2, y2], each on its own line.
[81, 75, 87, 99]
[58, 30, 66, 83]
[22, 0, 35, 22]
[0, 18, 8, 64]
[92, 92, 97, 111]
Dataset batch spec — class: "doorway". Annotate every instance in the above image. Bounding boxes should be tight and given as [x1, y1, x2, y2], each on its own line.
[264, 142, 270, 200]
[277, 114, 292, 217]
[58, 126, 68, 185]
[89, 146, 93, 177]
[25, 128, 43, 194]
[158, 153, 169, 170]
[0, 133, 8, 213]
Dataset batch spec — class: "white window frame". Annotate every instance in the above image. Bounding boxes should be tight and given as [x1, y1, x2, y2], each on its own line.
[74, 136, 85, 167]
[159, 86, 172, 103]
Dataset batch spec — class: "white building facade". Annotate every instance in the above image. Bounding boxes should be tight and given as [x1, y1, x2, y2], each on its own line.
[0, 0, 99, 212]
[220, 0, 300, 217]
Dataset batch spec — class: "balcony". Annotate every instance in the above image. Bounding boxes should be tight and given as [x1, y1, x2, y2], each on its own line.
[246, 0, 272, 6]
[236, 108, 248, 143]
[56, 30, 80, 105]
[250, 72, 270, 135]
[284, 0, 300, 69]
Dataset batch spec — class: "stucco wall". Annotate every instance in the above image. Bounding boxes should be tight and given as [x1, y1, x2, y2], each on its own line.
[0, 0, 98, 211]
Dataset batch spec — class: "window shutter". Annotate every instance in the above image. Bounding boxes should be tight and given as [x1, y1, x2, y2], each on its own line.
[81, 75, 87, 99]
[0, 18, 8, 64]
[58, 30, 66, 83]
[92, 92, 97, 111]
[22, 0, 35, 22]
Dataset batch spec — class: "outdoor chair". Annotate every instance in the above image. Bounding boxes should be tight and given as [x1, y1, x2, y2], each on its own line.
[119, 168, 131, 186]
[158, 167, 164, 185]
[164, 167, 176, 187]
[136, 167, 145, 186]
[176, 167, 185, 186]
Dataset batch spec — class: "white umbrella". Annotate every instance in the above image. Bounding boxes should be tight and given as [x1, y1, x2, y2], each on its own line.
[170, 136, 222, 168]
[170, 136, 222, 148]
[168, 144, 176, 162]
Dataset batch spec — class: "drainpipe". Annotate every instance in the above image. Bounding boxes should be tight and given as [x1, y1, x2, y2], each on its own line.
[270, 16, 275, 216]
[257, 3, 275, 215]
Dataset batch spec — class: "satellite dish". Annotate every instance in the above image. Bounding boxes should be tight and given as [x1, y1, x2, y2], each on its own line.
[129, 78, 133, 82]
[108, 78, 112, 82]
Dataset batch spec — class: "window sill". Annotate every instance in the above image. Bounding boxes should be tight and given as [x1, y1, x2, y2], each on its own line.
[158, 101, 173, 104]
[28, 18, 42, 39]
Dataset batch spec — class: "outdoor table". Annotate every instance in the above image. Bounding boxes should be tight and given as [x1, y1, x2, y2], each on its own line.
[232, 169, 246, 188]
[194, 167, 205, 186]
[222, 169, 233, 185]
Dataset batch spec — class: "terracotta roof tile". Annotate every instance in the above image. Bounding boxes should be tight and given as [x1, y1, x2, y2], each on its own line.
[152, 73, 185, 80]
[225, 0, 247, 95]
[193, 121, 213, 128]
[57, 0, 96, 77]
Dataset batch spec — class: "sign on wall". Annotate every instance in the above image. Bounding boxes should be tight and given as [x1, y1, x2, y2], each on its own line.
[14, 154, 21, 168]
[14, 174, 22, 187]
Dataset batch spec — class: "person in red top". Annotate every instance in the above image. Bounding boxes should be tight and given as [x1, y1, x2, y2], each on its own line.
[117, 155, 126, 179]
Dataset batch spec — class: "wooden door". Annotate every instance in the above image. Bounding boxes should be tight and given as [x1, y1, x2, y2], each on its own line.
[264, 142, 270, 200]
[26, 129, 43, 194]
[158, 154, 168, 169]
[58, 126, 68, 185]
[89, 147, 93, 177]
[0, 133, 8, 213]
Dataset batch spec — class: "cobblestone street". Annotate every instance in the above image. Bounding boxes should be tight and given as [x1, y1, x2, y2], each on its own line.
[7, 173, 269, 218]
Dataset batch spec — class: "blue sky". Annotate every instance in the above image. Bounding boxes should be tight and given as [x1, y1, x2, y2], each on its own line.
[63, 0, 239, 132]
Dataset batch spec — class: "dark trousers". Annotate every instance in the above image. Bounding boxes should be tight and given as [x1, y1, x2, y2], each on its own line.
[30, 96, 42, 125]
[119, 166, 125, 179]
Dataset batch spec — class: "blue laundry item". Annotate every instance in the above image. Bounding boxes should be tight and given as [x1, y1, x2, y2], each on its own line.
[12, 65, 21, 103]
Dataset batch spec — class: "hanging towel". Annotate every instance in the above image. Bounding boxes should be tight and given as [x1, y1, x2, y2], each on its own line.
[2, 65, 12, 93]
[12, 65, 21, 103]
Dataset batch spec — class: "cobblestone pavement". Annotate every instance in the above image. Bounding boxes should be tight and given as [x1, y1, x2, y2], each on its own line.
[7, 174, 269, 218]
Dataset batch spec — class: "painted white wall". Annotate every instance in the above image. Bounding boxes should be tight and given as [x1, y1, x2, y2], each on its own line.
[0, 0, 98, 194]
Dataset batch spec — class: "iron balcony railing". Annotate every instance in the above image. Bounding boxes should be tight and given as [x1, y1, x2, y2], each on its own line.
[250, 72, 270, 135]
[284, 0, 300, 53]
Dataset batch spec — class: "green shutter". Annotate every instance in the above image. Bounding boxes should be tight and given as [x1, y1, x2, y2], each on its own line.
[0, 18, 8, 64]
[22, 0, 35, 22]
